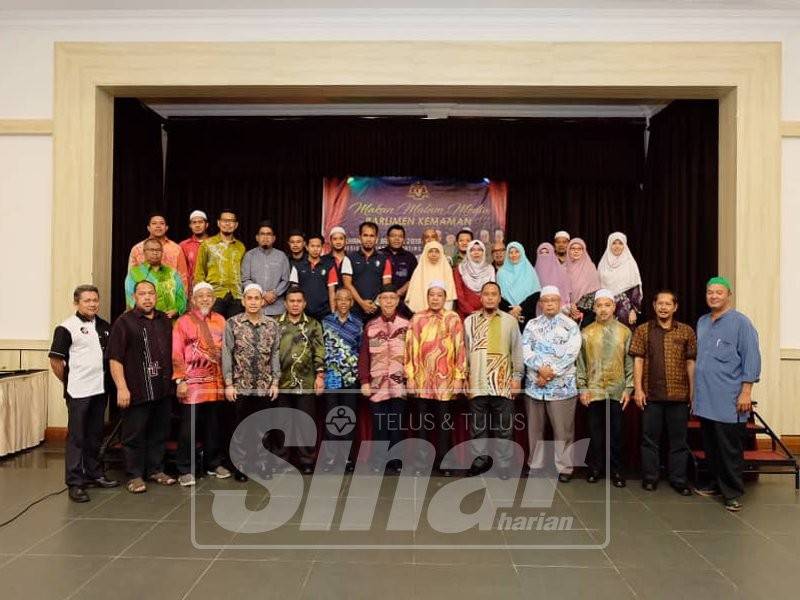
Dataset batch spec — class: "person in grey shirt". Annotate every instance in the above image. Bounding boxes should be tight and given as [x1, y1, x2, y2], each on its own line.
[240, 220, 291, 316]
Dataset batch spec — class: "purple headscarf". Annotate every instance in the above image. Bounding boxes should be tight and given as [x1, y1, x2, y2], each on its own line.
[534, 242, 571, 302]
[566, 238, 601, 302]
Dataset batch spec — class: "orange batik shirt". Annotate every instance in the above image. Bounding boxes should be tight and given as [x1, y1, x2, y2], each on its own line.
[405, 309, 466, 401]
[172, 309, 226, 404]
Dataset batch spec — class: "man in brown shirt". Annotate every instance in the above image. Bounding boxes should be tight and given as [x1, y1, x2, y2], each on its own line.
[629, 290, 697, 495]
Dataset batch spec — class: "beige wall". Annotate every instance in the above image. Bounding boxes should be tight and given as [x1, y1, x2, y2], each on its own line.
[0, 9, 797, 433]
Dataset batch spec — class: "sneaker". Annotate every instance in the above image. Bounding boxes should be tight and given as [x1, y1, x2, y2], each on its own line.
[724, 498, 743, 512]
[207, 466, 232, 479]
[178, 474, 196, 487]
[694, 485, 721, 497]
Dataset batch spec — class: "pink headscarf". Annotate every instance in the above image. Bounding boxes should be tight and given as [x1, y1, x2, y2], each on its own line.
[566, 238, 601, 302]
[534, 242, 571, 302]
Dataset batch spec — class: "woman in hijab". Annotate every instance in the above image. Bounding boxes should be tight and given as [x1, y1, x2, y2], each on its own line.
[566, 237, 602, 328]
[405, 240, 457, 314]
[497, 241, 541, 329]
[453, 240, 496, 320]
[597, 231, 643, 328]
[533, 242, 571, 314]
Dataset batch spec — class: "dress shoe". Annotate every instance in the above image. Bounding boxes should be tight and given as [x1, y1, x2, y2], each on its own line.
[68, 486, 90, 503]
[694, 485, 721, 497]
[86, 476, 119, 489]
[586, 470, 601, 484]
[670, 483, 692, 496]
[611, 473, 627, 488]
[234, 472, 248, 482]
[345, 461, 356, 474]
[642, 480, 658, 492]
[439, 469, 453, 478]
[557, 473, 572, 483]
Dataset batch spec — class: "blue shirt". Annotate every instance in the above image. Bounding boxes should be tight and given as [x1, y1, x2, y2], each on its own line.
[381, 246, 417, 289]
[694, 309, 761, 423]
[289, 255, 335, 321]
[521, 313, 582, 401]
[321, 312, 363, 389]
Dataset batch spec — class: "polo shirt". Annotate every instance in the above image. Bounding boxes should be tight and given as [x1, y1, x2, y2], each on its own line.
[694, 309, 761, 423]
[106, 308, 174, 405]
[289, 255, 337, 320]
[342, 248, 392, 316]
[380, 246, 417, 289]
[49, 312, 111, 399]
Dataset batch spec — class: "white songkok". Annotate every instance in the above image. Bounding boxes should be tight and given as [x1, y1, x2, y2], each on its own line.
[192, 282, 213, 295]
[329, 226, 346, 237]
[594, 288, 615, 301]
[427, 279, 447, 294]
[554, 230, 570, 240]
[540, 285, 561, 298]
[243, 283, 264, 295]
[189, 210, 207, 221]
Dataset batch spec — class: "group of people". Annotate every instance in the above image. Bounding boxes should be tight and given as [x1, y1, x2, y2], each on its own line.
[49, 210, 761, 513]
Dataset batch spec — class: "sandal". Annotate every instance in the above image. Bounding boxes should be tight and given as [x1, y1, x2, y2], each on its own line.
[127, 477, 147, 494]
[148, 472, 177, 486]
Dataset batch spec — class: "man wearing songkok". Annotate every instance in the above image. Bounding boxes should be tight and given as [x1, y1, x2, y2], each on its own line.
[129, 212, 190, 293]
[125, 238, 187, 319]
[380, 224, 418, 317]
[172, 282, 229, 486]
[358, 284, 410, 474]
[289, 233, 337, 322]
[553, 230, 570, 265]
[464, 281, 524, 479]
[241, 220, 291, 317]
[179, 209, 210, 291]
[577, 289, 633, 488]
[693, 276, 761, 512]
[222, 283, 281, 482]
[405, 280, 467, 476]
[49, 284, 118, 503]
[630, 290, 697, 495]
[454, 240, 496, 321]
[318, 288, 363, 472]
[108, 280, 176, 493]
[274, 287, 326, 474]
[194, 209, 246, 318]
[342, 221, 392, 321]
[522, 285, 582, 482]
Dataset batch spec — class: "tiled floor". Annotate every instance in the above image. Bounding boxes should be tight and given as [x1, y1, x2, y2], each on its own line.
[1, 444, 799, 599]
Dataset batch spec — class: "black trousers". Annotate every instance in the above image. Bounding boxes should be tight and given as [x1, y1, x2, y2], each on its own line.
[369, 397, 406, 467]
[176, 402, 222, 475]
[232, 394, 272, 475]
[700, 417, 746, 500]
[212, 293, 244, 319]
[469, 395, 515, 469]
[65, 393, 107, 486]
[641, 401, 690, 486]
[586, 400, 623, 474]
[410, 397, 454, 471]
[320, 387, 359, 466]
[120, 397, 172, 479]
[271, 393, 318, 468]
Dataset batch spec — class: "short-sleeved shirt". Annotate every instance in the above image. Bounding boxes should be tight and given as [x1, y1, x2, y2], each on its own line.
[629, 320, 697, 402]
[49, 313, 111, 399]
[380, 246, 417, 289]
[106, 308, 174, 405]
[289, 255, 337, 320]
[342, 249, 392, 316]
[694, 309, 761, 423]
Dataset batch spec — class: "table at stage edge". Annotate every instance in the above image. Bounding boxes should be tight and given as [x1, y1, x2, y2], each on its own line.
[0, 370, 48, 457]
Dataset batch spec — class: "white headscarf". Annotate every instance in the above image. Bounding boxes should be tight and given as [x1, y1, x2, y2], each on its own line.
[458, 240, 495, 293]
[405, 241, 457, 313]
[597, 232, 642, 296]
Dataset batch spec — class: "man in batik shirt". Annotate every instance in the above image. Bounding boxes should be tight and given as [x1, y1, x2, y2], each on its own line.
[275, 287, 326, 474]
[320, 288, 363, 472]
[125, 238, 187, 319]
[179, 210, 210, 293]
[172, 282, 228, 486]
[222, 283, 281, 482]
[194, 209, 246, 318]
[129, 212, 190, 294]
[405, 280, 466, 476]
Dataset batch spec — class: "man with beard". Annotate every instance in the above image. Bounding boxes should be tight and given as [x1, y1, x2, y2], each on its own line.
[179, 210, 210, 291]
[241, 220, 291, 317]
[129, 212, 190, 294]
[381, 224, 417, 317]
[342, 221, 392, 321]
[194, 209, 246, 318]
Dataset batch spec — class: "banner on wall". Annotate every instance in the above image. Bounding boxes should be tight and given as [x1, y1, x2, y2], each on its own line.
[322, 177, 508, 255]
